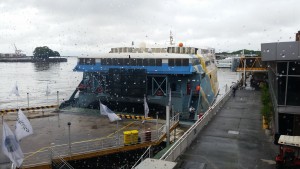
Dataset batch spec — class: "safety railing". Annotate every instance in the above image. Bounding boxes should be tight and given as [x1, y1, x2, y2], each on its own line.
[131, 146, 152, 169]
[160, 86, 233, 161]
[22, 114, 180, 167]
[50, 148, 74, 169]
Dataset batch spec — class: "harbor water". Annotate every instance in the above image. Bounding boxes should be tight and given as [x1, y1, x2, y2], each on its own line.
[0, 58, 239, 110]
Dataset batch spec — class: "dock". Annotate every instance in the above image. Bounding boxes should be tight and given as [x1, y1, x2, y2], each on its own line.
[153, 89, 278, 169]
[0, 108, 180, 169]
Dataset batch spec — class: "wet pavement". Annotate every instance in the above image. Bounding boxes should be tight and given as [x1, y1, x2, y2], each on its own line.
[0, 108, 165, 167]
[175, 89, 278, 169]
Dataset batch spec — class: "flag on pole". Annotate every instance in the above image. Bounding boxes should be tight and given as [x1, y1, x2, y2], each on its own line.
[2, 122, 24, 168]
[15, 110, 33, 141]
[99, 103, 121, 122]
[46, 83, 51, 96]
[144, 95, 149, 118]
[10, 82, 20, 96]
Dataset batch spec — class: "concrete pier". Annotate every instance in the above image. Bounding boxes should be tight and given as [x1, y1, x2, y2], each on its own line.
[175, 90, 277, 169]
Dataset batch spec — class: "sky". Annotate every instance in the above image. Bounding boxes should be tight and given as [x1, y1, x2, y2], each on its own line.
[0, 0, 299, 56]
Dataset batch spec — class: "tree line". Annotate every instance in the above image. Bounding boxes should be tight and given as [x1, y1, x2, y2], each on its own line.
[33, 46, 60, 60]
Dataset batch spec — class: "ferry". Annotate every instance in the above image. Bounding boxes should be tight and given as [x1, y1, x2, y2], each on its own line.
[62, 41, 219, 120]
[216, 57, 233, 68]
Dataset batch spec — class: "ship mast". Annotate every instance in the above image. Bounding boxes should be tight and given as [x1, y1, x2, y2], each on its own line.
[170, 31, 174, 45]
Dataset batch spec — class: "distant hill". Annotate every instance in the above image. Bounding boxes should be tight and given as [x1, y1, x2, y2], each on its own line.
[217, 49, 261, 56]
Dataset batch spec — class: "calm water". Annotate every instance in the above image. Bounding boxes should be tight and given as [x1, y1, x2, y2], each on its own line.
[0, 59, 238, 110]
[0, 57, 81, 109]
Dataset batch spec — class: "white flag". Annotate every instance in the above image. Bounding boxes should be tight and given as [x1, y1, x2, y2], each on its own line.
[2, 122, 24, 168]
[45, 83, 51, 96]
[144, 96, 149, 118]
[15, 110, 33, 141]
[107, 112, 121, 122]
[10, 82, 20, 96]
[100, 103, 121, 122]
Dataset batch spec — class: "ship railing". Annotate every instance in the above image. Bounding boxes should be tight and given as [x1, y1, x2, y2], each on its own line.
[49, 148, 74, 169]
[22, 114, 179, 167]
[131, 146, 152, 169]
[159, 85, 234, 161]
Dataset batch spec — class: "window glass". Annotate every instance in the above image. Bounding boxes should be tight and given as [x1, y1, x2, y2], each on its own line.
[149, 59, 155, 66]
[182, 59, 189, 66]
[168, 59, 175, 66]
[101, 58, 106, 65]
[137, 59, 143, 66]
[143, 59, 149, 66]
[277, 62, 287, 75]
[175, 59, 182, 66]
[156, 59, 162, 66]
[129, 58, 136, 66]
[286, 77, 300, 106]
[288, 61, 300, 75]
[277, 76, 286, 105]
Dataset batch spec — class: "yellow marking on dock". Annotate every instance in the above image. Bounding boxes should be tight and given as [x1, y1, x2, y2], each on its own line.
[0, 105, 58, 114]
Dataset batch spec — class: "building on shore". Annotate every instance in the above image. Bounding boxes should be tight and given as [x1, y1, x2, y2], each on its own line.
[261, 30, 300, 135]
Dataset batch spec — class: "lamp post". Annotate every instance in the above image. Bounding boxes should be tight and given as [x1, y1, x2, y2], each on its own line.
[156, 111, 159, 139]
[67, 122, 71, 156]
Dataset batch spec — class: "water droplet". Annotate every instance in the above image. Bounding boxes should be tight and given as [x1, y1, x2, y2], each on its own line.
[282, 54, 285, 58]
[282, 70, 284, 73]
[267, 49, 270, 52]
[292, 67, 295, 71]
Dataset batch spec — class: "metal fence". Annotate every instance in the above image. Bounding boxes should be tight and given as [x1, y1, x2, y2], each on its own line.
[160, 87, 233, 161]
[22, 114, 180, 167]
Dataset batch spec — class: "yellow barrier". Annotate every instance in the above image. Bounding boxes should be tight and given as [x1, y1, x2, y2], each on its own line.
[131, 130, 139, 144]
[0, 105, 58, 114]
[123, 131, 132, 145]
[117, 114, 152, 120]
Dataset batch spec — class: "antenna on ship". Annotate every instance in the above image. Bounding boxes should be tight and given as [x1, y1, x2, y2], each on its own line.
[170, 31, 174, 45]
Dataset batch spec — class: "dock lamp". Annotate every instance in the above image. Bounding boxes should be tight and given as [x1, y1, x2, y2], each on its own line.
[68, 122, 71, 155]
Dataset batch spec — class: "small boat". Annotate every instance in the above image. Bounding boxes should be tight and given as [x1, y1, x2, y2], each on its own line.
[61, 40, 219, 120]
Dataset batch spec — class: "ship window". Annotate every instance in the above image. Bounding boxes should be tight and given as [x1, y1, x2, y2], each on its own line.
[168, 59, 175, 66]
[156, 59, 162, 66]
[149, 59, 155, 66]
[130, 58, 136, 66]
[112, 58, 118, 65]
[84, 58, 95, 65]
[175, 59, 182, 66]
[106, 58, 112, 65]
[101, 58, 106, 65]
[118, 58, 124, 65]
[137, 59, 143, 66]
[79, 58, 84, 64]
[124, 58, 130, 65]
[143, 59, 149, 66]
[182, 59, 189, 66]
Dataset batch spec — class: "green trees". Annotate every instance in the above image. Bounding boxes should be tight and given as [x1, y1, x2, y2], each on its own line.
[33, 46, 60, 60]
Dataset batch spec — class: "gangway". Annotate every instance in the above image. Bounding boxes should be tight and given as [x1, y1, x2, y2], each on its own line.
[236, 57, 268, 72]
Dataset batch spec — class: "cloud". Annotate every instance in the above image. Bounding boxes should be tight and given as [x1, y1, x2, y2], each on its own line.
[0, 0, 299, 55]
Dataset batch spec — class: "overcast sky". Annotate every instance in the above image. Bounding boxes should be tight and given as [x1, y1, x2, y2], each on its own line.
[0, 0, 299, 56]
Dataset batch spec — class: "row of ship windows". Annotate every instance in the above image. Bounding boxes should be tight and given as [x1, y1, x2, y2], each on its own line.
[79, 58, 190, 66]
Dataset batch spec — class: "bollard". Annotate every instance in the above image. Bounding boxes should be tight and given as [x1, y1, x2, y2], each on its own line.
[145, 130, 151, 142]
